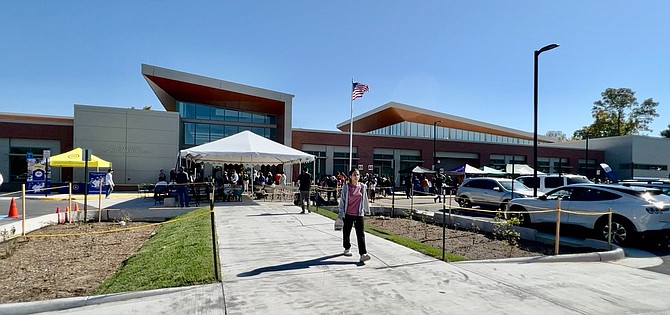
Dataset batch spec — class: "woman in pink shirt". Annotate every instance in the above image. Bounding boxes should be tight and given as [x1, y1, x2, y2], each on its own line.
[338, 168, 372, 263]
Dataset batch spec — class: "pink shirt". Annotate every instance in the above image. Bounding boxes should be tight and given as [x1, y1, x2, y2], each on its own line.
[346, 183, 363, 216]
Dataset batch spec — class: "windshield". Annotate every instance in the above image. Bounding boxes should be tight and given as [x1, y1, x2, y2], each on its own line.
[500, 180, 530, 191]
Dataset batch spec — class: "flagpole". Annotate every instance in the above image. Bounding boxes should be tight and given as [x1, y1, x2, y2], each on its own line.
[349, 78, 354, 172]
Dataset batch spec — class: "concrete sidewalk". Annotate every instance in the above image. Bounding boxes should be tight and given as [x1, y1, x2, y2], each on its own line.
[2, 199, 670, 314]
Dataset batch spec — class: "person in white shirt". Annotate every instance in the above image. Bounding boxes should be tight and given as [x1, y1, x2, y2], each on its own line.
[230, 169, 239, 184]
[104, 169, 115, 198]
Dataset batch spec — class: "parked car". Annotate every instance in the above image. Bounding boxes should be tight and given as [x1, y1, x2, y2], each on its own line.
[456, 177, 535, 210]
[618, 179, 670, 196]
[516, 174, 592, 193]
[505, 184, 670, 245]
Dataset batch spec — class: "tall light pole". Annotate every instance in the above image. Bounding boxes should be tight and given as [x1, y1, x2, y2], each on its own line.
[533, 43, 559, 197]
[433, 121, 442, 171]
[584, 131, 589, 177]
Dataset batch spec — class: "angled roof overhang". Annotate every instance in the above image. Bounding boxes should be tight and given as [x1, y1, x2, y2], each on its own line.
[141, 64, 293, 115]
[336, 101, 554, 143]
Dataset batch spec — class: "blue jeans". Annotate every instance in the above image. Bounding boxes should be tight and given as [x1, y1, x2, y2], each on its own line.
[177, 185, 189, 207]
[106, 185, 114, 198]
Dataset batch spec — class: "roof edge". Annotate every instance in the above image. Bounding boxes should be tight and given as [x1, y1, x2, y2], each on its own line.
[141, 64, 294, 102]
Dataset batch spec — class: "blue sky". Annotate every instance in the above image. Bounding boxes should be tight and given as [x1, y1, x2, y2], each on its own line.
[2, 1, 669, 137]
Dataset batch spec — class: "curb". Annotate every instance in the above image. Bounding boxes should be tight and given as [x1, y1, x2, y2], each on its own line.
[0, 284, 214, 315]
[457, 247, 625, 264]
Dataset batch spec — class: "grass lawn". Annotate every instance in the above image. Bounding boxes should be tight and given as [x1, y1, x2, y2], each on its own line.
[94, 207, 219, 294]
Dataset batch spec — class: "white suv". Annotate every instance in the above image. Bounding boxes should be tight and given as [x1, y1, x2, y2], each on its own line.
[516, 174, 592, 193]
[506, 184, 670, 245]
[456, 177, 535, 210]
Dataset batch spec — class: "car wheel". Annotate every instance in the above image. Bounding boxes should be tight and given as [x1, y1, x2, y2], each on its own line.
[507, 205, 530, 226]
[458, 196, 471, 208]
[597, 216, 637, 246]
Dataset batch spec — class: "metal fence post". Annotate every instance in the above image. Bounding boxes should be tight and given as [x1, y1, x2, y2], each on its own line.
[210, 183, 219, 281]
[555, 198, 561, 255]
[608, 207, 613, 248]
[391, 190, 395, 218]
[410, 188, 414, 217]
[22, 184, 26, 236]
[442, 201, 446, 261]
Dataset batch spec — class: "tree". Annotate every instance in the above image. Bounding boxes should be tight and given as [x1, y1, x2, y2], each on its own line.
[661, 125, 670, 138]
[573, 88, 659, 139]
[545, 130, 567, 142]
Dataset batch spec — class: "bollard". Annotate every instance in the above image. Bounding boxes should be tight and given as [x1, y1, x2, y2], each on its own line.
[56, 207, 62, 224]
[66, 206, 71, 223]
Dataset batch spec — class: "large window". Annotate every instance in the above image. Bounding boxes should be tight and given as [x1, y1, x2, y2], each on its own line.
[304, 151, 327, 178]
[369, 121, 534, 145]
[333, 152, 357, 174]
[489, 154, 525, 171]
[195, 124, 210, 145]
[178, 101, 278, 146]
[538, 157, 569, 174]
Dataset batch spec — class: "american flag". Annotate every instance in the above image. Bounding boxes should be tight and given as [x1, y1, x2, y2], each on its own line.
[351, 82, 369, 100]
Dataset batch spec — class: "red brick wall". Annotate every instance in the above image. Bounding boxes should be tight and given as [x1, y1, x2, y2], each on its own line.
[0, 121, 74, 181]
[292, 129, 604, 175]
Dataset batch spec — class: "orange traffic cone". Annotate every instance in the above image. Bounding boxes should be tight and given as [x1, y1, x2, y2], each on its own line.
[65, 206, 70, 223]
[7, 197, 19, 218]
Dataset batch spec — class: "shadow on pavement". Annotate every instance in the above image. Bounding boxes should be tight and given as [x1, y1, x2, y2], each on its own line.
[237, 253, 361, 277]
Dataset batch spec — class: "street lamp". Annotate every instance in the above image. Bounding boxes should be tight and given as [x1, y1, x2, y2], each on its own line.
[533, 43, 559, 197]
[585, 131, 589, 177]
[433, 120, 442, 171]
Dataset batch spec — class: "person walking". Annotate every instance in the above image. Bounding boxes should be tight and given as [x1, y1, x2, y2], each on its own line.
[175, 167, 190, 207]
[297, 168, 312, 213]
[104, 169, 115, 199]
[279, 172, 287, 186]
[404, 175, 413, 199]
[433, 173, 444, 203]
[338, 168, 372, 263]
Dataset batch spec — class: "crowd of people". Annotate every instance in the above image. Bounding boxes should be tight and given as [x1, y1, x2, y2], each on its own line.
[150, 164, 459, 209]
[401, 173, 457, 200]
[315, 172, 395, 205]
[252, 170, 286, 186]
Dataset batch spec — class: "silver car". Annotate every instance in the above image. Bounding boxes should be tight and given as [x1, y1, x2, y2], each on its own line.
[506, 184, 670, 245]
[456, 177, 536, 210]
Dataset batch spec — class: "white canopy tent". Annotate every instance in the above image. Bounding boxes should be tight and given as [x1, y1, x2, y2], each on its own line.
[480, 166, 507, 176]
[446, 163, 487, 176]
[505, 164, 544, 176]
[180, 131, 315, 165]
[180, 131, 316, 192]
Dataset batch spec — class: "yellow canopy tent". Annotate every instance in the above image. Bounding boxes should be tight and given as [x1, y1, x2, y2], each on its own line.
[49, 148, 112, 168]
